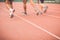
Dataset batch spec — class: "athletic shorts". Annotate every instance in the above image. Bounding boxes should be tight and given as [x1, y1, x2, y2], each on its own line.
[40, 0, 44, 3]
[5, 0, 13, 2]
[9, 0, 13, 2]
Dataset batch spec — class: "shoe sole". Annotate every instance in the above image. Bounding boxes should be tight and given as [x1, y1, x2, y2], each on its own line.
[10, 14, 14, 18]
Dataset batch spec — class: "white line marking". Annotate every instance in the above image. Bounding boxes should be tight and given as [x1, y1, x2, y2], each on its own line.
[15, 14, 60, 40]
[44, 14, 60, 19]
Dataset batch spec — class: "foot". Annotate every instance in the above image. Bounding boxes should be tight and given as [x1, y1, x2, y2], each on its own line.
[9, 9, 15, 18]
[43, 6, 48, 13]
[36, 12, 39, 16]
[10, 14, 14, 18]
[24, 12, 27, 15]
[36, 11, 42, 16]
[22, 12, 27, 16]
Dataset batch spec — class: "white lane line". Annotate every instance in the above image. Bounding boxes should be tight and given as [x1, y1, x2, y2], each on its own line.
[14, 14, 60, 40]
[43, 14, 60, 19]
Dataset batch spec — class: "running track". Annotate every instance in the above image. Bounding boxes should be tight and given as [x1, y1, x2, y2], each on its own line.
[0, 2, 60, 40]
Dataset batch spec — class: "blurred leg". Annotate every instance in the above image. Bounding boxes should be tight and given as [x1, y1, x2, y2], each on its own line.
[30, 0, 42, 15]
[23, 0, 27, 15]
[39, 0, 48, 13]
[5, 0, 15, 18]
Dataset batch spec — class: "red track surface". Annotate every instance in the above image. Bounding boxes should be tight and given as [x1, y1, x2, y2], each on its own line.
[0, 2, 60, 40]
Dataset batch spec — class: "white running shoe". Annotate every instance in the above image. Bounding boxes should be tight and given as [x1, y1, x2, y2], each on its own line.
[9, 8, 15, 18]
[36, 11, 42, 16]
[33, 6, 42, 15]
[43, 6, 48, 13]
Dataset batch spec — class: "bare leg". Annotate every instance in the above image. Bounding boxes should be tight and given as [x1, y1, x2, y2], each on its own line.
[5, 0, 15, 18]
[38, 0, 40, 4]
[23, 0, 27, 15]
[30, 0, 42, 15]
[39, 0, 48, 13]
